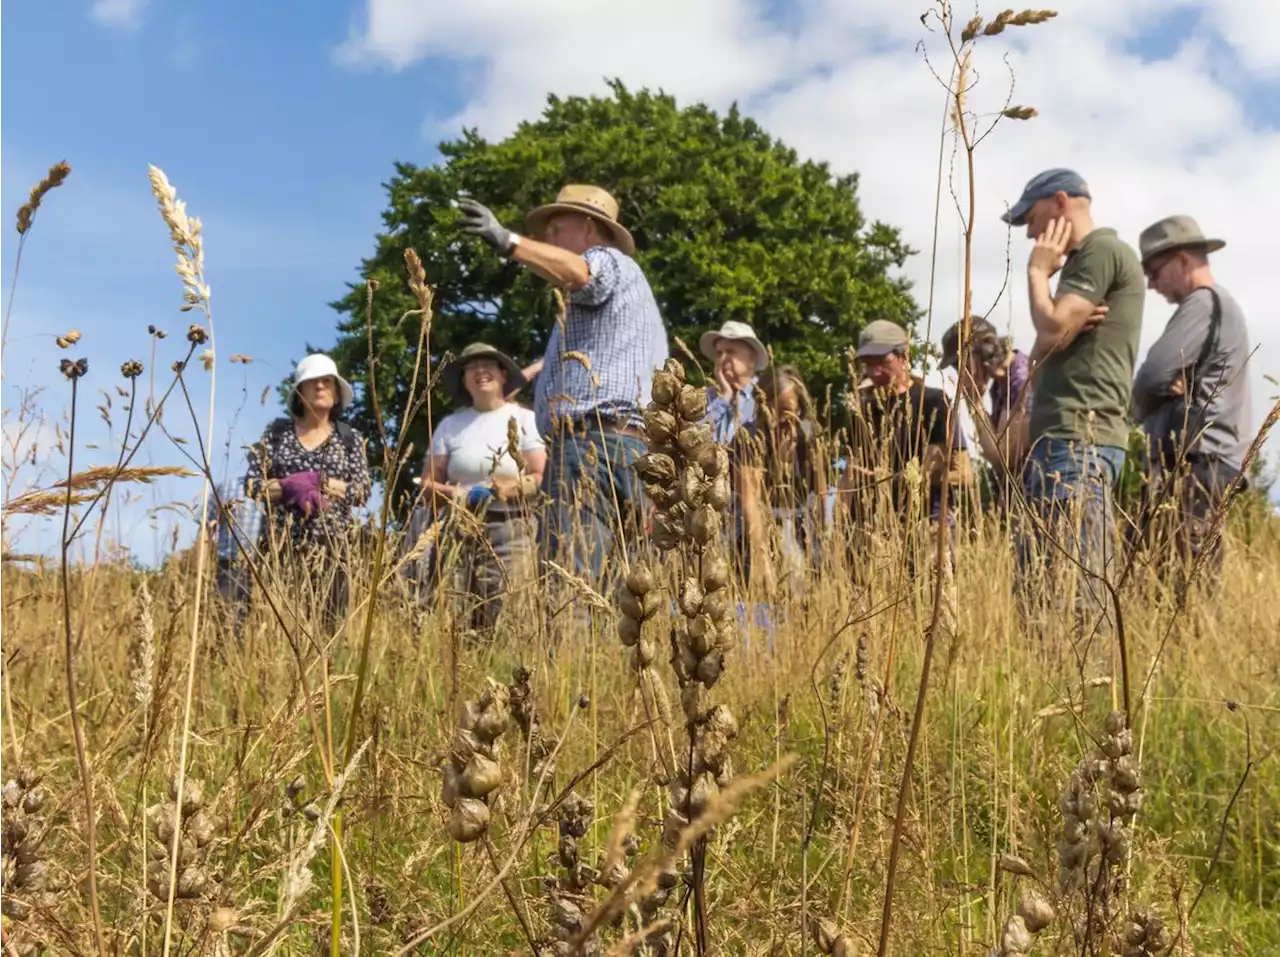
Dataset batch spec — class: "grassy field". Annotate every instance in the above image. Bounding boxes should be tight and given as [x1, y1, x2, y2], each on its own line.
[1, 495, 1277, 956]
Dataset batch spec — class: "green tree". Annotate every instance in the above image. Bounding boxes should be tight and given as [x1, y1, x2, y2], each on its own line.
[329, 79, 919, 508]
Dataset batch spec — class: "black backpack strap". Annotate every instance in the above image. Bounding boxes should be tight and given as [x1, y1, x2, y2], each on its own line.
[1186, 287, 1222, 403]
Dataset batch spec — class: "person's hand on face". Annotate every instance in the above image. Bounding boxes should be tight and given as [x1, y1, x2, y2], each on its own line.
[1028, 216, 1073, 277]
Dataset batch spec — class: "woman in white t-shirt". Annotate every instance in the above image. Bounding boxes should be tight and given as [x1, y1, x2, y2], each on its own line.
[421, 342, 546, 636]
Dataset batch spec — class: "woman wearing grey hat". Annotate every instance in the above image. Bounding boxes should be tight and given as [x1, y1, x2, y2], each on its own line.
[420, 342, 546, 636]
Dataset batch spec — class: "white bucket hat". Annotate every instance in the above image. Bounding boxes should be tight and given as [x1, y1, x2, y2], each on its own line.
[699, 320, 768, 372]
[293, 353, 354, 412]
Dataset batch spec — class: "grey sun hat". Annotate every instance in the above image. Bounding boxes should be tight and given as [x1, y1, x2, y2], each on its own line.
[856, 319, 910, 359]
[441, 342, 527, 405]
[1138, 214, 1225, 265]
[699, 320, 769, 372]
[1001, 168, 1092, 226]
[939, 317, 1000, 370]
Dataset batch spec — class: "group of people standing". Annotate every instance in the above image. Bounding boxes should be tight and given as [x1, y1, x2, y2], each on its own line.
[209, 167, 1254, 643]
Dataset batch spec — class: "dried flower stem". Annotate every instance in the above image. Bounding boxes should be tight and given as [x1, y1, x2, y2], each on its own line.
[58, 374, 107, 957]
[4, 161, 71, 349]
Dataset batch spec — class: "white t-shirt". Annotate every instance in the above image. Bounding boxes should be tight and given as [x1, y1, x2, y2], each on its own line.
[429, 404, 545, 489]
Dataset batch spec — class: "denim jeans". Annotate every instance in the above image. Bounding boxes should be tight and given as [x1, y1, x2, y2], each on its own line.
[1017, 437, 1126, 627]
[215, 556, 252, 647]
[540, 426, 648, 586]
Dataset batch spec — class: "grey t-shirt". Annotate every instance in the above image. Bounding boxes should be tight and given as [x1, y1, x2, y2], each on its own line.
[1132, 285, 1253, 470]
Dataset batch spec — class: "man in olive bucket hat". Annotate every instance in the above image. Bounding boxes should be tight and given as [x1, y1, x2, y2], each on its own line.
[456, 185, 669, 586]
[1130, 215, 1252, 591]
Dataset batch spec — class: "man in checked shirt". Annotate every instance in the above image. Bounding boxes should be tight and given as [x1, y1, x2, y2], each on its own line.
[458, 185, 669, 584]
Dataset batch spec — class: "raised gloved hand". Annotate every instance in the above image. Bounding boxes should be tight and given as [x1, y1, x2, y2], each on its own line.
[465, 485, 495, 510]
[279, 471, 324, 517]
[457, 198, 513, 253]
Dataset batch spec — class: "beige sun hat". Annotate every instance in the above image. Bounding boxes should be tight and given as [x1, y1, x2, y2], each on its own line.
[1138, 214, 1225, 265]
[525, 184, 636, 256]
[699, 320, 769, 372]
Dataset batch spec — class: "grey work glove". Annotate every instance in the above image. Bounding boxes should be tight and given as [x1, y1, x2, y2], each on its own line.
[457, 198, 513, 252]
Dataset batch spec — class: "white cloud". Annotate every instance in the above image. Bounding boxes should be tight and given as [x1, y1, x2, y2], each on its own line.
[339, 0, 1280, 463]
[91, 0, 149, 29]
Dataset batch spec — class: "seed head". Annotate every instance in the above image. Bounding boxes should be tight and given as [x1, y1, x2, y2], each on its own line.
[187, 324, 208, 345]
[120, 360, 144, 379]
[59, 358, 88, 380]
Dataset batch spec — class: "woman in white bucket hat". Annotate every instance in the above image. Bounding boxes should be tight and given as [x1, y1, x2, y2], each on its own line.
[245, 352, 371, 634]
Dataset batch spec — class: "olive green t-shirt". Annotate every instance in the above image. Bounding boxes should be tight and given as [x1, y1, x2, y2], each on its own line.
[1030, 227, 1145, 449]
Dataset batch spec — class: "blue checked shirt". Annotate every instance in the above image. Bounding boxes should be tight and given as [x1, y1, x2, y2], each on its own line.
[208, 476, 264, 561]
[534, 246, 669, 436]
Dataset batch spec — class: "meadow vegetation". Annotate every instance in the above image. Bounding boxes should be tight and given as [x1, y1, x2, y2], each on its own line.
[3, 5, 1278, 956]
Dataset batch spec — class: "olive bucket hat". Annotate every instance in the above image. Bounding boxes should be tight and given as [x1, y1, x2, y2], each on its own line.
[441, 342, 527, 405]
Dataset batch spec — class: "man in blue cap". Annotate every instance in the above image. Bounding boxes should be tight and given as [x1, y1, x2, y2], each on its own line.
[1002, 168, 1144, 628]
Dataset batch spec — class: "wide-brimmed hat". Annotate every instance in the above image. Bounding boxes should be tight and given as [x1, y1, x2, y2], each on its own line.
[525, 184, 636, 256]
[1138, 214, 1225, 265]
[293, 353, 354, 412]
[856, 320, 909, 359]
[441, 342, 527, 405]
[939, 317, 1000, 370]
[699, 320, 769, 372]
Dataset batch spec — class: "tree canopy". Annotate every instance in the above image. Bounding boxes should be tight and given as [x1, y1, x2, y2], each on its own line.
[329, 79, 919, 505]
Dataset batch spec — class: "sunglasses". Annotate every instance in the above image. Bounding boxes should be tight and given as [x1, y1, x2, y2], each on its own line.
[1143, 253, 1177, 281]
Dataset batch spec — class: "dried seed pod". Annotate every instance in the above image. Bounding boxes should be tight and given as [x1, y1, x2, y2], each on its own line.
[460, 754, 503, 799]
[1111, 755, 1140, 792]
[301, 802, 321, 821]
[644, 481, 679, 508]
[705, 705, 738, 739]
[618, 616, 642, 647]
[651, 372, 681, 406]
[285, 774, 306, 800]
[1104, 709, 1127, 736]
[680, 683, 707, 722]
[673, 643, 699, 682]
[626, 563, 656, 596]
[14, 861, 47, 891]
[2, 781, 21, 808]
[553, 897, 584, 930]
[676, 424, 714, 458]
[1018, 890, 1055, 933]
[662, 808, 688, 848]
[186, 811, 213, 846]
[643, 408, 678, 444]
[678, 466, 706, 507]
[19, 789, 43, 815]
[687, 505, 721, 546]
[1000, 915, 1032, 954]
[663, 358, 686, 382]
[701, 588, 728, 624]
[695, 650, 725, 687]
[679, 578, 705, 618]
[705, 473, 731, 510]
[3, 898, 31, 920]
[688, 619, 716, 655]
[696, 733, 728, 776]
[687, 773, 717, 817]
[676, 385, 708, 422]
[694, 443, 729, 478]
[636, 452, 678, 485]
[448, 798, 490, 843]
[442, 766, 460, 807]
[636, 637, 657, 668]
[151, 806, 177, 846]
[15, 769, 39, 791]
[450, 728, 482, 770]
[700, 553, 730, 592]
[176, 866, 208, 899]
[999, 853, 1036, 878]
[474, 707, 509, 743]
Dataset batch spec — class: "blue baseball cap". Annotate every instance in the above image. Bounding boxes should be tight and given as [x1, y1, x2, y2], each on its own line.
[1001, 168, 1091, 226]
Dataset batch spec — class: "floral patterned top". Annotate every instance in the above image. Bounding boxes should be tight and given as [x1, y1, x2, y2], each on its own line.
[244, 418, 372, 553]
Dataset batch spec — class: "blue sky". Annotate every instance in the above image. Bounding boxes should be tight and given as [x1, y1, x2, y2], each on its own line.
[4, 0, 1278, 560]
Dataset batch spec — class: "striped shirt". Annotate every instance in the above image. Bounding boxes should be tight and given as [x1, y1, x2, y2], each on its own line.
[534, 246, 669, 436]
[705, 379, 758, 445]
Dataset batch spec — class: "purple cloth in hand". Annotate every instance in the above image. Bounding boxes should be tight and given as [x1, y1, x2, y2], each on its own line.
[279, 470, 323, 515]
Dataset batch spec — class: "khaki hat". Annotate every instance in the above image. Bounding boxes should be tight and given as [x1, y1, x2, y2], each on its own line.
[856, 319, 909, 359]
[1138, 215, 1225, 265]
[525, 184, 636, 256]
[699, 320, 769, 372]
[441, 342, 527, 405]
